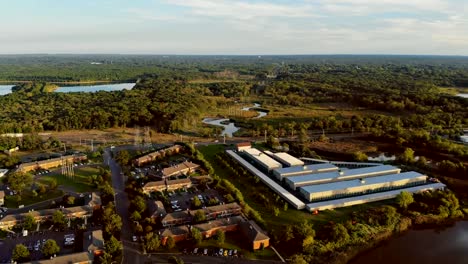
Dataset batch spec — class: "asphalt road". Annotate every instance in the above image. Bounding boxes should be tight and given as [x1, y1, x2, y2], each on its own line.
[104, 149, 135, 262]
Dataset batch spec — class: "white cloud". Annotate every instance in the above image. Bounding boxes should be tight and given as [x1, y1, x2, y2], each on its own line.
[166, 0, 317, 20]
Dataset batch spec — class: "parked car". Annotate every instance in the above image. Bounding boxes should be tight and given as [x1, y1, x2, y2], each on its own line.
[193, 248, 198, 254]
[228, 250, 233, 256]
[218, 248, 223, 256]
[203, 248, 208, 255]
[132, 236, 138, 242]
[223, 250, 228, 256]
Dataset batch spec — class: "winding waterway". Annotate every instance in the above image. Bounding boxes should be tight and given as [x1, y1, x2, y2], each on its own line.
[350, 221, 468, 264]
[203, 103, 268, 137]
[457, 93, 468, 98]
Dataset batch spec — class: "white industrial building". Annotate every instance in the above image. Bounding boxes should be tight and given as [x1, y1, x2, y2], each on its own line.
[300, 158, 383, 168]
[264, 151, 304, 167]
[272, 163, 339, 181]
[226, 150, 305, 209]
[242, 148, 282, 172]
[286, 165, 400, 190]
[299, 171, 427, 202]
[305, 182, 446, 212]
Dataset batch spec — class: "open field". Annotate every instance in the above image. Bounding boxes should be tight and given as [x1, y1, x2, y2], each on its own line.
[438, 87, 468, 95]
[38, 166, 101, 193]
[4, 189, 64, 208]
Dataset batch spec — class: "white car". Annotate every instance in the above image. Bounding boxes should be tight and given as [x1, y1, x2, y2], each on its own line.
[132, 236, 138, 242]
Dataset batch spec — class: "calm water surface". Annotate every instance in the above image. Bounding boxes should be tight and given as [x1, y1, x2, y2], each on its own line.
[0, 83, 134, 95]
[350, 221, 468, 264]
[55, 83, 135, 93]
[0, 85, 13, 95]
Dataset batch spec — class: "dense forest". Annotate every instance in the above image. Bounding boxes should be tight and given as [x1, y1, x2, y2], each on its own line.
[0, 55, 467, 165]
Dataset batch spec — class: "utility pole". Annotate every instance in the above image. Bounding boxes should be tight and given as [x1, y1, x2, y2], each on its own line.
[264, 130, 267, 143]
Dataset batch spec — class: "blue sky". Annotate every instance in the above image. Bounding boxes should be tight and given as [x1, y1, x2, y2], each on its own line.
[1, 0, 467, 55]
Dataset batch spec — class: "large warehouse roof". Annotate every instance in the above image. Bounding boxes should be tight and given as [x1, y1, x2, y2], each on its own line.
[243, 148, 282, 170]
[306, 182, 446, 212]
[226, 150, 305, 210]
[287, 165, 400, 186]
[274, 163, 338, 178]
[299, 171, 426, 194]
[268, 152, 304, 167]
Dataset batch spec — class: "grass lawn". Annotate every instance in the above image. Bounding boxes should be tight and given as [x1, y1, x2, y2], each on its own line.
[4, 189, 64, 208]
[197, 144, 398, 232]
[38, 166, 100, 193]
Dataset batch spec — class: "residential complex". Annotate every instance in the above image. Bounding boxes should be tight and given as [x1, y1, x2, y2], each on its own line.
[17, 154, 87, 173]
[142, 178, 193, 194]
[133, 145, 183, 167]
[0, 192, 101, 230]
[161, 161, 200, 178]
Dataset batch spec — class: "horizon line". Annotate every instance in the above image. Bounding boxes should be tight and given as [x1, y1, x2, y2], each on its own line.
[0, 53, 467, 57]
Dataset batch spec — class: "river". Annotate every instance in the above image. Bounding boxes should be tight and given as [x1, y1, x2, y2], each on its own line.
[457, 93, 468, 98]
[350, 221, 468, 264]
[203, 103, 268, 137]
[0, 83, 135, 95]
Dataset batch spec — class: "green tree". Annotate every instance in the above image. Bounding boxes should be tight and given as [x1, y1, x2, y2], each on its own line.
[215, 230, 225, 246]
[290, 255, 308, 264]
[67, 196, 75, 205]
[6, 171, 33, 195]
[105, 236, 122, 256]
[23, 213, 37, 231]
[191, 227, 203, 245]
[132, 196, 147, 213]
[166, 236, 176, 249]
[52, 210, 66, 228]
[191, 196, 202, 208]
[104, 213, 122, 235]
[144, 232, 161, 252]
[130, 211, 142, 222]
[115, 150, 131, 166]
[399, 148, 415, 164]
[330, 223, 350, 244]
[396, 191, 414, 210]
[99, 252, 114, 264]
[353, 151, 368, 161]
[12, 244, 30, 262]
[41, 239, 60, 257]
[192, 210, 206, 223]
[48, 178, 58, 190]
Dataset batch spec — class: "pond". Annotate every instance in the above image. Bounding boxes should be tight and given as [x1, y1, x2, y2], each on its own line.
[54, 83, 135, 93]
[0, 83, 135, 95]
[349, 221, 468, 264]
[0, 85, 13, 95]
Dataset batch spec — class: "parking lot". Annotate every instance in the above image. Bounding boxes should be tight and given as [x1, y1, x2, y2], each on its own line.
[0, 230, 77, 263]
[168, 189, 225, 212]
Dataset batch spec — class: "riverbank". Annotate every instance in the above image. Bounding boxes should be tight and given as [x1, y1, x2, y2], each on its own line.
[334, 214, 467, 264]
